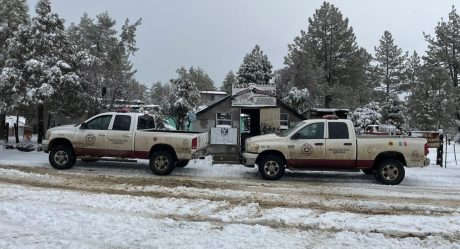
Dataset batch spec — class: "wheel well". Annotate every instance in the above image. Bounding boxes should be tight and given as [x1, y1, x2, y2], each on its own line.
[49, 138, 74, 152]
[150, 144, 177, 160]
[373, 151, 406, 168]
[256, 150, 287, 165]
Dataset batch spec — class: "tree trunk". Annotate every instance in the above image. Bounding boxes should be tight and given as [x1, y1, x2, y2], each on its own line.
[15, 114, 19, 144]
[0, 112, 6, 142]
[37, 103, 44, 144]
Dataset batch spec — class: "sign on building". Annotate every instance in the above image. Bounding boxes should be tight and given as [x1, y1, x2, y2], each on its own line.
[231, 84, 276, 107]
[210, 127, 238, 145]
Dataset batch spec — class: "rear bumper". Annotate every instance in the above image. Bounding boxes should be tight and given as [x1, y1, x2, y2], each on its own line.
[192, 148, 208, 159]
[242, 152, 258, 167]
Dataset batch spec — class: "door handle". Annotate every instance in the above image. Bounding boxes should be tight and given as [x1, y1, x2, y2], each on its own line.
[344, 143, 352, 146]
[98, 134, 106, 137]
[314, 143, 323, 146]
[123, 135, 132, 138]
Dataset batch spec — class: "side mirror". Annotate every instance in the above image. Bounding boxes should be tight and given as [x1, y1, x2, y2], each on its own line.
[291, 133, 301, 140]
[80, 122, 88, 129]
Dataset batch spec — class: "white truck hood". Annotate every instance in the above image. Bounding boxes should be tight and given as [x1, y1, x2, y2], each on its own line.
[48, 124, 78, 132]
[247, 134, 279, 143]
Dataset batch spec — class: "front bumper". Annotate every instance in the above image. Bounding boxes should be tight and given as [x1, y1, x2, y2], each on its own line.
[42, 140, 49, 153]
[242, 152, 258, 167]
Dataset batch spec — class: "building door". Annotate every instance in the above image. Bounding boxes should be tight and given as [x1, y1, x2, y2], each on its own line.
[240, 109, 260, 150]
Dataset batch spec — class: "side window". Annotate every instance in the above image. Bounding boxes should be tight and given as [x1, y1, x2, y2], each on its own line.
[297, 122, 324, 139]
[86, 115, 112, 130]
[138, 115, 155, 130]
[328, 122, 349, 139]
[112, 115, 131, 131]
[216, 113, 232, 126]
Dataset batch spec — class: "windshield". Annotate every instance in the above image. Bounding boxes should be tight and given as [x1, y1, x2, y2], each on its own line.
[279, 122, 305, 137]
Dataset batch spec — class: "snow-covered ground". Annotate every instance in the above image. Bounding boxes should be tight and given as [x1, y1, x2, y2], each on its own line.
[0, 145, 459, 248]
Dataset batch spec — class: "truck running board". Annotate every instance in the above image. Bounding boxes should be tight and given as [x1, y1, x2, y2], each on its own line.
[97, 158, 138, 163]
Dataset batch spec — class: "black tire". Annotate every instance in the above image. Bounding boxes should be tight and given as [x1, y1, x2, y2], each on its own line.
[374, 159, 405, 185]
[149, 150, 176, 175]
[81, 158, 99, 162]
[176, 160, 190, 168]
[258, 154, 285, 180]
[361, 168, 374, 175]
[49, 145, 76, 170]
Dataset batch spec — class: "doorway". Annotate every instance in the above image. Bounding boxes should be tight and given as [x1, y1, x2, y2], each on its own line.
[240, 109, 260, 150]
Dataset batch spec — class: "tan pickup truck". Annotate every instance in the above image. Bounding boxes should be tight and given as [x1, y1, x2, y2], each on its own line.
[242, 119, 429, 185]
[42, 112, 208, 175]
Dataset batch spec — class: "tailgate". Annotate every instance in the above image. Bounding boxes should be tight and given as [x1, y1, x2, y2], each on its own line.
[195, 132, 209, 150]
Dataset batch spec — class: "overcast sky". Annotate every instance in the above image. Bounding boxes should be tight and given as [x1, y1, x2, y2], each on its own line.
[27, 0, 455, 88]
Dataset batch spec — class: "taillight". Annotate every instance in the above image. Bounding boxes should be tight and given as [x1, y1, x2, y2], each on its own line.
[191, 137, 197, 150]
[424, 143, 429, 156]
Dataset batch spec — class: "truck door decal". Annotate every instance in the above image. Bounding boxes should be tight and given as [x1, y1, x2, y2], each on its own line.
[85, 134, 96, 145]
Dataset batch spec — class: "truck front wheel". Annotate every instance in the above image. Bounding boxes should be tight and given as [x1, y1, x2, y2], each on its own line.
[49, 145, 76, 170]
[258, 155, 285, 180]
[374, 159, 405, 185]
[150, 150, 176, 175]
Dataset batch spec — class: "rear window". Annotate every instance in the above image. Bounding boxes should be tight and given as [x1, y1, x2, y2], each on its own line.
[328, 122, 349, 139]
[112, 115, 131, 131]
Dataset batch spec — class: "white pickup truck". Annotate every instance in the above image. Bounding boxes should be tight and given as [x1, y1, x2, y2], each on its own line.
[242, 119, 429, 185]
[42, 112, 208, 175]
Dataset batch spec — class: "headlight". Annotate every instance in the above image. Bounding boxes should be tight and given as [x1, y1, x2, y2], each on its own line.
[246, 143, 259, 153]
[45, 130, 51, 140]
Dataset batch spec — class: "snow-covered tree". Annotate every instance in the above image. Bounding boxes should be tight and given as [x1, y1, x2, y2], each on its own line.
[282, 87, 310, 113]
[373, 31, 407, 97]
[161, 69, 200, 130]
[67, 12, 141, 115]
[285, 2, 371, 108]
[0, 0, 29, 141]
[149, 81, 170, 104]
[349, 102, 382, 133]
[237, 45, 273, 84]
[380, 94, 407, 129]
[221, 70, 236, 94]
[3, 0, 80, 143]
[188, 67, 215, 91]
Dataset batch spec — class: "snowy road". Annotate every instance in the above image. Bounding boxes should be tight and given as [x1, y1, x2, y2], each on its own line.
[0, 148, 460, 248]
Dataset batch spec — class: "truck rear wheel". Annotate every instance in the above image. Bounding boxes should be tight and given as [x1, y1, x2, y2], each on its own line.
[49, 145, 76, 170]
[258, 154, 285, 180]
[150, 150, 176, 175]
[375, 159, 405, 185]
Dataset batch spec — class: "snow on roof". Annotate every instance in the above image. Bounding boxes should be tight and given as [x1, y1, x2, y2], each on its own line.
[199, 91, 228, 95]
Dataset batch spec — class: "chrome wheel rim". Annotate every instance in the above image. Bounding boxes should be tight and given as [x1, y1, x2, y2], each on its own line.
[382, 165, 399, 181]
[154, 156, 169, 170]
[54, 151, 69, 166]
[264, 160, 280, 176]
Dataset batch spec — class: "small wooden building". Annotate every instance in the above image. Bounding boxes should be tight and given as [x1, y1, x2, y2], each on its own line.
[191, 84, 305, 163]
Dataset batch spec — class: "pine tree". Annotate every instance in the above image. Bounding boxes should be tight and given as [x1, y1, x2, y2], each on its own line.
[380, 94, 407, 129]
[220, 71, 236, 94]
[285, 2, 369, 108]
[150, 81, 170, 104]
[3, 0, 80, 143]
[349, 102, 382, 133]
[282, 87, 310, 113]
[161, 69, 200, 130]
[373, 31, 406, 97]
[0, 0, 29, 141]
[188, 67, 215, 91]
[407, 61, 455, 131]
[424, 6, 460, 133]
[237, 45, 273, 84]
[67, 12, 141, 115]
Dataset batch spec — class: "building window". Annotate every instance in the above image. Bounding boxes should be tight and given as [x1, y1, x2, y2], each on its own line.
[280, 113, 289, 130]
[216, 113, 232, 127]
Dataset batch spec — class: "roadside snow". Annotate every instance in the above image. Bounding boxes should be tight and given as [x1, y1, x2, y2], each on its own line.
[0, 145, 460, 248]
